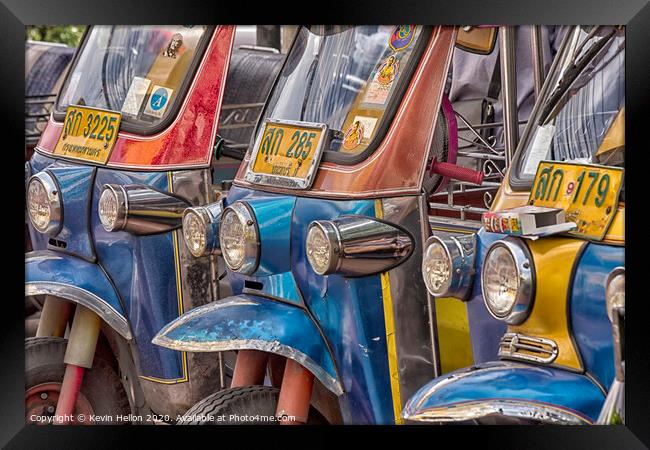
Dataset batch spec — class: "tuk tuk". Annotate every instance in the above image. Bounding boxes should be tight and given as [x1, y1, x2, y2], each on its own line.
[153, 25, 521, 425]
[25, 25, 239, 424]
[403, 25, 625, 425]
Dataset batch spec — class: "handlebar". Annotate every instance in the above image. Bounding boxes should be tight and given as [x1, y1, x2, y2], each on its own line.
[429, 158, 484, 185]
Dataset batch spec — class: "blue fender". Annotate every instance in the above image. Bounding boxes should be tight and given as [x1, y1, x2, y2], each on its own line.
[25, 250, 132, 340]
[402, 361, 605, 424]
[153, 294, 343, 396]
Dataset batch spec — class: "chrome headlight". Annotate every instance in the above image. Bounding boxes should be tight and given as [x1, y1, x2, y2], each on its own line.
[422, 233, 476, 300]
[306, 216, 413, 277]
[182, 202, 222, 258]
[219, 202, 259, 274]
[605, 267, 625, 322]
[482, 238, 534, 325]
[306, 221, 340, 275]
[27, 172, 62, 236]
[98, 185, 127, 232]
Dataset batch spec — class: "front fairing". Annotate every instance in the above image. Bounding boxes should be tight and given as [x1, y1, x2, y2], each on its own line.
[224, 185, 395, 424]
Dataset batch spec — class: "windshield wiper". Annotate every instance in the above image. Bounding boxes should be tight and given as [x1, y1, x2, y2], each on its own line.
[538, 28, 616, 126]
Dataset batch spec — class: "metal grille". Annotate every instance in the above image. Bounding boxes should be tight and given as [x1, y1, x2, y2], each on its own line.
[498, 332, 559, 364]
[429, 113, 527, 222]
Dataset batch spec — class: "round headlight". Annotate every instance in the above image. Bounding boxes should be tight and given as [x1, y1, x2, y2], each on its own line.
[219, 202, 259, 274]
[306, 222, 339, 275]
[182, 208, 209, 257]
[98, 186, 127, 232]
[27, 172, 62, 236]
[482, 238, 534, 325]
[605, 268, 625, 322]
[422, 240, 452, 296]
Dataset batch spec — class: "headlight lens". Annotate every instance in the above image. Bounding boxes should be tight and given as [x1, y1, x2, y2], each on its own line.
[219, 202, 259, 274]
[98, 186, 127, 232]
[482, 238, 534, 324]
[422, 241, 451, 295]
[605, 268, 625, 322]
[27, 172, 62, 236]
[182, 209, 207, 257]
[306, 223, 336, 275]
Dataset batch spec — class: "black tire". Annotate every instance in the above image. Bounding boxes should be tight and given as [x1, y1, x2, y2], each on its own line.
[25, 337, 131, 424]
[177, 385, 327, 425]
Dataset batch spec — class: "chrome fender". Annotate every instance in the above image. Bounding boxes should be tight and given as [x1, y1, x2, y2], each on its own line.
[25, 250, 132, 340]
[152, 294, 343, 396]
[402, 361, 605, 424]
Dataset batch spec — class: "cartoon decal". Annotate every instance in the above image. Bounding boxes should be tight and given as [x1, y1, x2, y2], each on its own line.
[144, 85, 174, 118]
[362, 54, 400, 107]
[163, 33, 184, 58]
[342, 120, 365, 151]
[377, 54, 400, 85]
[389, 25, 417, 51]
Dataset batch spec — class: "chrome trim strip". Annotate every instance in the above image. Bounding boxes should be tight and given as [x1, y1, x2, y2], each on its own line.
[498, 332, 559, 364]
[25, 282, 132, 340]
[153, 336, 343, 396]
[403, 398, 592, 425]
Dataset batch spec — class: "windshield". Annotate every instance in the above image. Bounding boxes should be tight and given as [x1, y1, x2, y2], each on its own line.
[257, 25, 426, 161]
[514, 26, 625, 182]
[56, 25, 209, 131]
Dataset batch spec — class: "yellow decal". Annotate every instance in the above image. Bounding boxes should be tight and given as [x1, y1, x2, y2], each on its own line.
[53, 105, 121, 164]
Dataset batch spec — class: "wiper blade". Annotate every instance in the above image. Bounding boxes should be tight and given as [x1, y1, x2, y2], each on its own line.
[538, 28, 616, 126]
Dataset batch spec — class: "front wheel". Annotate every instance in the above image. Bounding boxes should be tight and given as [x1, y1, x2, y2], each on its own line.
[177, 385, 327, 425]
[25, 337, 131, 425]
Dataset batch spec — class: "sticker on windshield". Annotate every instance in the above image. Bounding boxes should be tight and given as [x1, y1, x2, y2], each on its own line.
[389, 25, 417, 51]
[352, 115, 378, 140]
[144, 85, 174, 118]
[342, 120, 365, 150]
[522, 123, 556, 176]
[163, 33, 184, 59]
[362, 54, 401, 107]
[121, 77, 151, 117]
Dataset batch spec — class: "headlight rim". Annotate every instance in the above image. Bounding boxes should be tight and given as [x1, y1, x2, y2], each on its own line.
[422, 236, 453, 297]
[182, 206, 214, 258]
[306, 220, 341, 276]
[605, 266, 625, 322]
[481, 237, 535, 325]
[220, 201, 260, 275]
[421, 233, 476, 300]
[98, 184, 128, 232]
[27, 171, 63, 236]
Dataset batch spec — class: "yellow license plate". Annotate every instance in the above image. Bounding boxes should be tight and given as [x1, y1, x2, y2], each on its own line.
[529, 161, 624, 240]
[247, 120, 327, 189]
[53, 106, 122, 164]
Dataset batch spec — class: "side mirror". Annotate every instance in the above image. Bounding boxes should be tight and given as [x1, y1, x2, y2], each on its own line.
[455, 26, 498, 55]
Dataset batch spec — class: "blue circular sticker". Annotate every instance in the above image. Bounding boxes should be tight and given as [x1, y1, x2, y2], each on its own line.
[150, 88, 169, 111]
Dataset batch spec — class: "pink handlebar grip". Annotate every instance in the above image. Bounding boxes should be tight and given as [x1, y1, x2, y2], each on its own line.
[431, 160, 484, 185]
